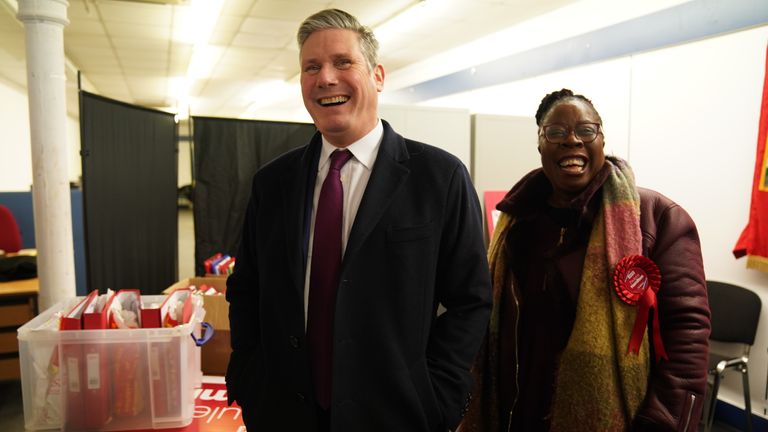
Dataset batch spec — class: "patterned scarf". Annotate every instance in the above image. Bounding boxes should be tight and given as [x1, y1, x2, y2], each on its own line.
[463, 157, 649, 432]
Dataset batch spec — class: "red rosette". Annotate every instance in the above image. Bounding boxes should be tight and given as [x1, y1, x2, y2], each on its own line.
[613, 255, 661, 305]
[613, 255, 668, 362]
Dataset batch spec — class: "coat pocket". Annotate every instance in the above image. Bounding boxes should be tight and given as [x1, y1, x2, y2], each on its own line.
[386, 221, 434, 243]
[409, 359, 443, 431]
[225, 348, 264, 406]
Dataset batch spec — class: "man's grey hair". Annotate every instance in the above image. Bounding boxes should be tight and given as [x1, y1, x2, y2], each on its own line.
[297, 8, 380, 72]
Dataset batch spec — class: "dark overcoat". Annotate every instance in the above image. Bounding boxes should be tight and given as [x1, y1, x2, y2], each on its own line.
[226, 120, 492, 432]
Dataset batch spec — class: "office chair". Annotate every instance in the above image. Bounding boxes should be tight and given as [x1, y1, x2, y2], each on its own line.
[0, 204, 22, 253]
[703, 280, 762, 432]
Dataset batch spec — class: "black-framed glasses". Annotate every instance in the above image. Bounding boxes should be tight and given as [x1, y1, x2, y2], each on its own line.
[539, 123, 601, 144]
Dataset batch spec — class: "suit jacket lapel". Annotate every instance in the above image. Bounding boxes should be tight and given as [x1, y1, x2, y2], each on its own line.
[280, 133, 321, 299]
[344, 121, 409, 263]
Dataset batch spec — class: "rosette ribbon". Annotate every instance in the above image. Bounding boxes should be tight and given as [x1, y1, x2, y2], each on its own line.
[613, 255, 668, 362]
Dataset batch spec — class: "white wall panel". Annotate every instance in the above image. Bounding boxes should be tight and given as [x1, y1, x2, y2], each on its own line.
[0, 83, 32, 191]
[379, 104, 471, 170]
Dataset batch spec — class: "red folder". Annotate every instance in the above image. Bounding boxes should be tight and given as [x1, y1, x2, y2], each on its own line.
[178, 290, 194, 326]
[82, 291, 115, 429]
[82, 290, 115, 330]
[141, 288, 192, 329]
[107, 290, 146, 419]
[60, 290, 98, 330]
[204, 253, 222, 275]
[143, 290, 192, 418]
[139, 296, 166, 329]
[60, 290, 99, 430]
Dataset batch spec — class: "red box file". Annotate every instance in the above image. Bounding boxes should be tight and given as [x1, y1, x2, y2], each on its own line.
[81, 291, 116, 429]
[106, 289, 146, 420]
[142, 289, 194, 418]
[141, 288, 193, 329]
[60, 290, 98, 430]
[60, 290, 97, 331]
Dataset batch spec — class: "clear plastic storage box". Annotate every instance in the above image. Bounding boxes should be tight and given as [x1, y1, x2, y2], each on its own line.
[17, 295, 206, 431]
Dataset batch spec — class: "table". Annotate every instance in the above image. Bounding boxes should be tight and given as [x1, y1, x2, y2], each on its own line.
[0, 277, 38, 380]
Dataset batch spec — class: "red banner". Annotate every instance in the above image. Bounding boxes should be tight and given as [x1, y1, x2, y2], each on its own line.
[483, 190, 507, 242]
[733, 44, 768, 273]
[131, 381, 245, 432]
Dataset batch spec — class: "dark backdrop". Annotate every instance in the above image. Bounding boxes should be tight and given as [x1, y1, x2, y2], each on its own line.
[191, 117, 316, 275]
[80, 91, 178, 294]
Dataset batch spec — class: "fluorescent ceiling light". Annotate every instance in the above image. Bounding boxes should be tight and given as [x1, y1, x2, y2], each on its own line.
[174, 0, 224, 44]
[375, 0, 436, 44]
[168, 76, 190, 99]
[169, 0, 223, 107]
[186, 45, 223, 79]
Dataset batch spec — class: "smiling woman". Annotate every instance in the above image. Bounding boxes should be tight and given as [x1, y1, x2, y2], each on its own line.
[462, 89, 712, 432]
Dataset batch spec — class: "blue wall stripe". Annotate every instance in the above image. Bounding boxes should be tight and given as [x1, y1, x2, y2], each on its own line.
[387, 0, 768, 103]
[713, 399, 768, 430]
[0, 190, 88, 295]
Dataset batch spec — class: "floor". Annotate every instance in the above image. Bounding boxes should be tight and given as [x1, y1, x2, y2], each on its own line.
[0, 379, 24, 432]
[178, 207, 196, 281]
[0, 375, 751, 432]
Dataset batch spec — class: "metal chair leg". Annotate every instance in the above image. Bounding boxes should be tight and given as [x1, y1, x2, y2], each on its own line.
[705, 373, 722, 432]
[741, 364, 753, 432]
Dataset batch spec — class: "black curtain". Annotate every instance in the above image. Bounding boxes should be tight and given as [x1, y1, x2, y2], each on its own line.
[192, 117, 316, 275]
[80, 91, 177, 294]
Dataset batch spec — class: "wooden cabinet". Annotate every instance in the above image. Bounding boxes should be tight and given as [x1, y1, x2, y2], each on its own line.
[0, 278, 38, 380]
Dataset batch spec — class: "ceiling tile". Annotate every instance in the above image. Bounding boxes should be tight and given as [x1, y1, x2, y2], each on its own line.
[240, 17, 296, 35]
[231, 32, 292, 49]
[330, 0, 416, 27]
[218, 46, 278, 66]
[249, 1, 330, 21]
[96, 1, 173, 25]
[67, 0, 99, 20]
[64, 19, 106, 36]
[210, 15, 243, 45]
[64, 35, 112, 50]
[106, 22, 171, 39]
[221, 0, 257, 17]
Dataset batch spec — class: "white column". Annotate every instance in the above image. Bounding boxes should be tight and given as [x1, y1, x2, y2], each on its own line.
[17, 0, 76, 309]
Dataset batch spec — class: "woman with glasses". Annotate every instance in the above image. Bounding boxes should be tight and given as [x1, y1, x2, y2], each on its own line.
[462, 89, 710, 432]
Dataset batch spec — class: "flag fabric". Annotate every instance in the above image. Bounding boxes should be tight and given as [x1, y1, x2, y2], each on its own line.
[733, 44, 768, 273]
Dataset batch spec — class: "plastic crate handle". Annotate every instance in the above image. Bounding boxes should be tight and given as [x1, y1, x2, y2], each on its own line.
[192, 321, 215, 346]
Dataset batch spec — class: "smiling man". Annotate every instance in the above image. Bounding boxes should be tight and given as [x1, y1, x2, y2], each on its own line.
[224, 9, 491, 432]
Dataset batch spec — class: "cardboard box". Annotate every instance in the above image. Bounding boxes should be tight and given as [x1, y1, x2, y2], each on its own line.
[201, 330, 231, 376]
[166, 277, 228, 330]
[166, 277, 231, 375]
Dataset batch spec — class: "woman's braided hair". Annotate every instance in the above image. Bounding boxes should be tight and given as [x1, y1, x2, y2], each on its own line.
[535, 88, 602, 126]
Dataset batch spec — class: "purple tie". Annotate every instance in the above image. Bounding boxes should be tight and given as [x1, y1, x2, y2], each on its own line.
[308, 149, 353, 410]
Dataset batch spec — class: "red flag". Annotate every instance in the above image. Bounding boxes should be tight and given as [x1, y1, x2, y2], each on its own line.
[733, 44, 768, 273]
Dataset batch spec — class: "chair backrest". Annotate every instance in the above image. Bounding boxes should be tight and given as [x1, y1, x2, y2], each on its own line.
[707, 280, 762, 345]
[0, 204, 22, 253]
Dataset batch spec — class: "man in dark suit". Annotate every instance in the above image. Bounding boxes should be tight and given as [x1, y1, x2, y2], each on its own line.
[225, 8, 491, 432]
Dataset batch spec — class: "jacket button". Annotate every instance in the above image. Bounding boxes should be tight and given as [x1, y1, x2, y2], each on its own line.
[289, 335, 300, 348]
[296, 392, 306, 402]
